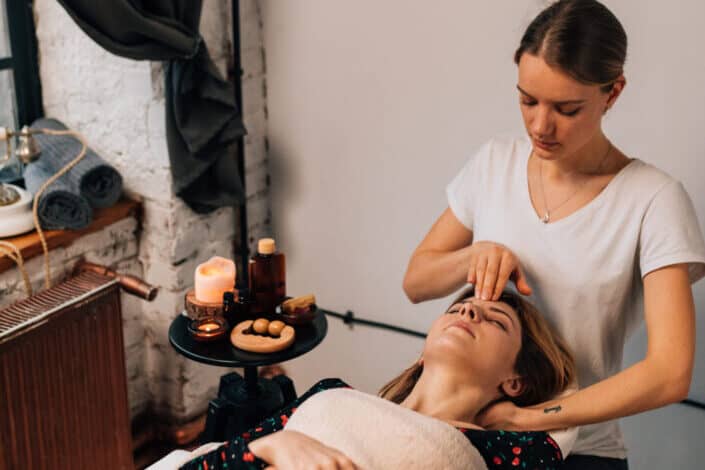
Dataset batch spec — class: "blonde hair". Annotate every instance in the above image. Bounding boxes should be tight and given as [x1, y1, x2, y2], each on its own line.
[379, 287, 575, 407]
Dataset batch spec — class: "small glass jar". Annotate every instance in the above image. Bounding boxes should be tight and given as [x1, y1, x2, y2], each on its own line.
[188, 316, 229, 342]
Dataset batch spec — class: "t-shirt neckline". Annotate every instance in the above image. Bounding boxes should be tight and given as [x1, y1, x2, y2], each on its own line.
[521, 137, 640, 228]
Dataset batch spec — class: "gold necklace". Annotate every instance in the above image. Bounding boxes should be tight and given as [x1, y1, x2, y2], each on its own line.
[538, 141, 612, 224]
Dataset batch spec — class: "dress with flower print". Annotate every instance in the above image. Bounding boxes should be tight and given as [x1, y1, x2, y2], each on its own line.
[179, 378, 563, 470]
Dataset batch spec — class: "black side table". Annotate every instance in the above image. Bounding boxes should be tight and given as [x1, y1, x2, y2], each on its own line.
[169, 311, 328, 442]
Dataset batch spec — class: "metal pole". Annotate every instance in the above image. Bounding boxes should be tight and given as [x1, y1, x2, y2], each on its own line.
[231, 0, 249, 288]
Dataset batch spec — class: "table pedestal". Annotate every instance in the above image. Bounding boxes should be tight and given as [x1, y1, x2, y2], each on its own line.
[202, 367, 297, 442]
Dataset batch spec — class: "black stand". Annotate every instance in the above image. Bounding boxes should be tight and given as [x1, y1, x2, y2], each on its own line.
[169, 312, 327, 441]
[203, 370, 297, 442]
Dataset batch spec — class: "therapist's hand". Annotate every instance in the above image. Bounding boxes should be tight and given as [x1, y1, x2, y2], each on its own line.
[476, 400, 526, 431]
[250, 430, 358, 470]
[467, 241, 532, 300]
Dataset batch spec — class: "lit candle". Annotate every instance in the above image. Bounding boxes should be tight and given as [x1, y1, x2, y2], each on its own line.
[194, 256, 236, 303]
[198, 322, 220, 332]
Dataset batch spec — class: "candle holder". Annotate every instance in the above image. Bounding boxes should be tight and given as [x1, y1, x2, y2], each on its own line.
[184, 289, 227, 320]
[187, 316, 229, 342]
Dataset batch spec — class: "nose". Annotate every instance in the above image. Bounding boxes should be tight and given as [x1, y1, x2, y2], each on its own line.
[460, 303, 482, 323]
[531, 105, 555, 138]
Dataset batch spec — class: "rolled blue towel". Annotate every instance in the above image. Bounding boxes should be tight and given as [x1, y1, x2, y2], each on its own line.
[23, 158, 93, 230]
[30, 118, 123, 208]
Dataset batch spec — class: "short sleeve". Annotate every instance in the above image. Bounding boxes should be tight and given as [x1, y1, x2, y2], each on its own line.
[445, 140, 491, 231]
[639, 180, 705, 283]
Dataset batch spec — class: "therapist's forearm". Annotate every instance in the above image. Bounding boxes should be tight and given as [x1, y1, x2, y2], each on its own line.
[403, 245, 473, 303]
[520, 357, 691, 431]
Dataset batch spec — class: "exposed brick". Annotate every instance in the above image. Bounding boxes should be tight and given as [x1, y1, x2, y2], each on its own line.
[239, 0, 262, 51]
[242, 75, 266, 117]
[242, 46, 265, 79]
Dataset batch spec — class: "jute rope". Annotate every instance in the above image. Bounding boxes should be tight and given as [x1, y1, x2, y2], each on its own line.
[0, 241, 31, 296]
[0, 128, 89, 296]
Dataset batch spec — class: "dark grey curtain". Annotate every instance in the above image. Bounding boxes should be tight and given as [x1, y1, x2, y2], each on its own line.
[56, 0, 246, 213]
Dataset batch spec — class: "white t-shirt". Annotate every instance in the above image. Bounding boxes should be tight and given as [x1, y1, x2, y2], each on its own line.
[446, 135, 705, 459]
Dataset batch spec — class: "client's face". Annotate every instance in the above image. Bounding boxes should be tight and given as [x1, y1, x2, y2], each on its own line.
[423, 296, 522, 388]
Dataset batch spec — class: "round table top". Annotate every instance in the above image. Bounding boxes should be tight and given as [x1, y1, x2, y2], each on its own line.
[169, 310, 328, 367]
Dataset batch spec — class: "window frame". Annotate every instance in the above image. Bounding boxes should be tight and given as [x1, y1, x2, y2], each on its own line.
[3, 0, 43, 127]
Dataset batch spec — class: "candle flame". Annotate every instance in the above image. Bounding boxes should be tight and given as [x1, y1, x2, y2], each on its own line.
[200, 266, 222, 276]
[198, 322, 220, 332]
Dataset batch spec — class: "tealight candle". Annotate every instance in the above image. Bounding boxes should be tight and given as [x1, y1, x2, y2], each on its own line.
[198, 322, 220, 332]
[188, 317, 228, 342]
[194, 256, 236, 303]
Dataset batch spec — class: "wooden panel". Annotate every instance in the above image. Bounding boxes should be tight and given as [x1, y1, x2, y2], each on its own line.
[0, 198, 141, 274]
[0, 283, 134, 469]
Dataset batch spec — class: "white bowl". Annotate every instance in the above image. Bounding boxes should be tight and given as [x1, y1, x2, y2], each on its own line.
[0, 184, 35, 238]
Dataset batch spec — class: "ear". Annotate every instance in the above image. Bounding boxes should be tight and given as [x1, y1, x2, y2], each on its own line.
[500, 376, 525, 398]
[417, 356, 424, 367]
[605, 75, 626, 112]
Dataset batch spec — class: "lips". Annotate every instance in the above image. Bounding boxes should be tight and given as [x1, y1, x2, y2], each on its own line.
[447, 320, 475, 338]
[533, 138, 560, 151]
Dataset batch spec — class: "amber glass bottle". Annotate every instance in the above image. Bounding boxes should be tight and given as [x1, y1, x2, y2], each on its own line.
[248, 238, 286, 315]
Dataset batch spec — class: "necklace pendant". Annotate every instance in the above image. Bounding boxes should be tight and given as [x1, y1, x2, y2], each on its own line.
[541, 212, 550, 224]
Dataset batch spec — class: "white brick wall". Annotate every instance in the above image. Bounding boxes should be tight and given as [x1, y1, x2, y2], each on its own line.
[3, 0, 272, 423]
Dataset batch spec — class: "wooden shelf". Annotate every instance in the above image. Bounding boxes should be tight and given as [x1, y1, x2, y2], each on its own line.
[0, 198, 141, 274]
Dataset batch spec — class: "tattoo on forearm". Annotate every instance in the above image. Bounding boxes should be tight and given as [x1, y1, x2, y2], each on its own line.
[544, 405, 562, 414]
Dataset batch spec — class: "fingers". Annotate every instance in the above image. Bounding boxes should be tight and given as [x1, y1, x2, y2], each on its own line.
[492, 252, 515, 300]
[330, 448, 357, 470]
[473, 255, 488, 298]
[467, 252, 477, 285]
[314, 452, 356, 470]
[335, 455, 357, 470]
[468, 243, 531, 300]
[479, 249, 501, 300]
[512, 266, 533, 295]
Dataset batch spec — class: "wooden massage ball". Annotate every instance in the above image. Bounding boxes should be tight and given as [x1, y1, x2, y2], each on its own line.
[231, 318, 295, 353]
[253, 318, 270, 334]
[268, 320, 286, 336]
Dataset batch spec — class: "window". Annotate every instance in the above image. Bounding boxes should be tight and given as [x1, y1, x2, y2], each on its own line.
[0, 0, 42, 129]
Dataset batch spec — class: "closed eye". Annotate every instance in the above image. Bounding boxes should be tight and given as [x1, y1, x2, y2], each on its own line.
[558, 107, 581, 117]
[520, 98, 582, 117]
[446, 302, 463, 314]
[491, 319, 507, 331]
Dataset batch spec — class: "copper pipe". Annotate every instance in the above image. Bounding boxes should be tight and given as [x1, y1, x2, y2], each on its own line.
[74, 260, 158, 301]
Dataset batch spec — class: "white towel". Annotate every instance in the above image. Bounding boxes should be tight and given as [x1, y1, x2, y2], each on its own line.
[285, 388, 489, 470]
[148, 388, 578, 469]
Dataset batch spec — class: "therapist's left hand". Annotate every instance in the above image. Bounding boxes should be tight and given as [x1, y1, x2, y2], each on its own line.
[476, 401, 525, 431]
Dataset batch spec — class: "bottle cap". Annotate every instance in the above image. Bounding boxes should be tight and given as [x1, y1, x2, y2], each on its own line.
[258, 238, 276, 254]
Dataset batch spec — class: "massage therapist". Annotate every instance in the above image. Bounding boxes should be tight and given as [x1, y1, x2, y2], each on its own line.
[403, 1, 705, 469]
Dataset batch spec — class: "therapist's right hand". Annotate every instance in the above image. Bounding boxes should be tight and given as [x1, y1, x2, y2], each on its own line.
[250, 430, 358, 470]
[467, 241, 532, 301]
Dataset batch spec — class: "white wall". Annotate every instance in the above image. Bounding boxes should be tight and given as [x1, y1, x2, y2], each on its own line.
[261, 0, 705, 466]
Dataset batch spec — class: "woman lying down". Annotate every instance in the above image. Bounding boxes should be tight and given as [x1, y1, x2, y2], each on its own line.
[180, 288, 576, 469]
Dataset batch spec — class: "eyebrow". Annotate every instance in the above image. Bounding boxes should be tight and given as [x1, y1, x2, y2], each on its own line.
[488, 305, 515, 328]
[516, 85, 586, 105]
[449, 299, 516, 328]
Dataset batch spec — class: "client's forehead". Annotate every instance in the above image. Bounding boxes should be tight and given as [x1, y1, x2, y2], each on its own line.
[450, 296, 516, 315]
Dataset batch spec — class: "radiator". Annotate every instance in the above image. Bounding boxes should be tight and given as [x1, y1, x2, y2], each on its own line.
[0, 270, 136, 469]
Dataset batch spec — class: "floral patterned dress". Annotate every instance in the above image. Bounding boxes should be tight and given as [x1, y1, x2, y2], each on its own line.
[179, 378, 563, 470]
